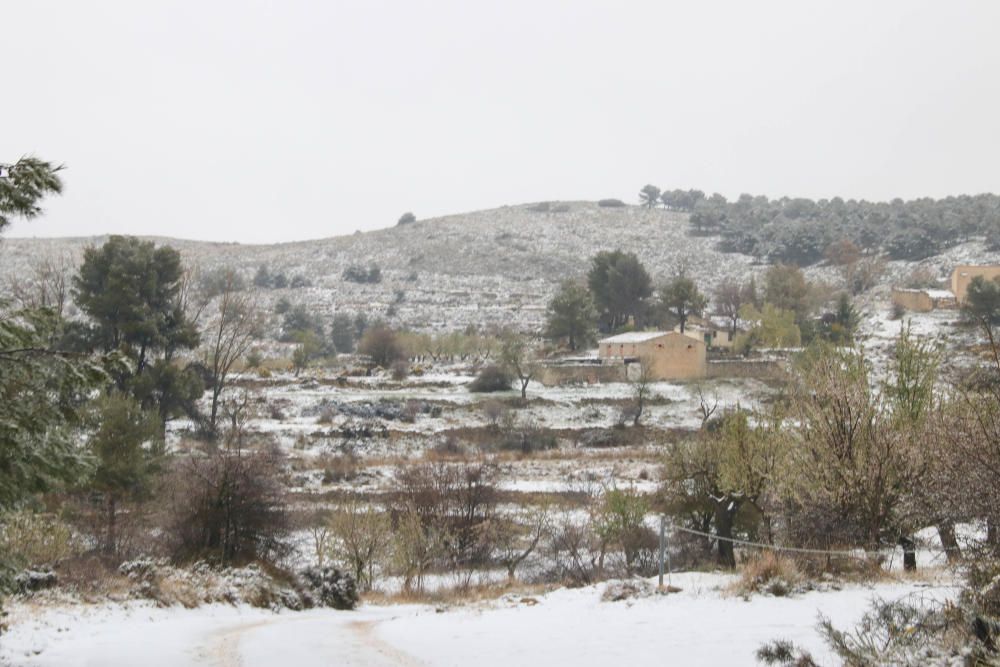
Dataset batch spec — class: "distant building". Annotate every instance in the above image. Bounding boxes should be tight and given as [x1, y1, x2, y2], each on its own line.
[891, 287, 957, 313]
[950, 265, 1000, 303]
[598, 331, 706, 380]
[674, 316, 737, 349]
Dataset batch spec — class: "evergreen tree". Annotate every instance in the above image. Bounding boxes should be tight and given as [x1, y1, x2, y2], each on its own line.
[659, 272, 707, 333]
[544, 280, 596, 351]
[639, 184, 661, 209]
[0, 157, 63, 232]
[89, 393, 163, 554]
[330, 313, 357, 353]
[587, 250, 653, 331]
[72, 236, 202, 428]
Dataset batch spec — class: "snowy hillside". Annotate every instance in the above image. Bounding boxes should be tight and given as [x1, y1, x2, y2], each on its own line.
[0, 202, 759, 333]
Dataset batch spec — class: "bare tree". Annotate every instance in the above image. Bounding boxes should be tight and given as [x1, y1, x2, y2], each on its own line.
[5, 252, 74, 318]
[328, 499, 392, 591]
[692, 385, 719, 429]
[203, 272, 263, 434]
[629, 356, 655, 426]
[500, 332, 539, 400]
[714, 277, 757, 337]
[491, 504, 550, 581]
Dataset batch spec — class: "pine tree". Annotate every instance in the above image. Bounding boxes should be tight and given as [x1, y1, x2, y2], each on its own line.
[544, 280, 596, 351]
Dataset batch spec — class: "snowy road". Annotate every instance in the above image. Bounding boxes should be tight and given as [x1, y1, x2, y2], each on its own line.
[1, 574, 956, 667]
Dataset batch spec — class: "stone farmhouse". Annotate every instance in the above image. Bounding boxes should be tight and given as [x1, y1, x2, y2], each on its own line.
[951, 265, 1000, 303]
[597, 331, 707, 381]
[675, 316, 737, 350]
[891, 264, 1000, 313]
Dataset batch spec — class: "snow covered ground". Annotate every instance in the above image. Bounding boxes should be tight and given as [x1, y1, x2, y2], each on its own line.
[1, 573, 956, 667]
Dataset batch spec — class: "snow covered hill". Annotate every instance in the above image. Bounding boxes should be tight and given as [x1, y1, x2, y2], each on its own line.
[4, 201, 1000, 335]
[0, 202, 757, 333]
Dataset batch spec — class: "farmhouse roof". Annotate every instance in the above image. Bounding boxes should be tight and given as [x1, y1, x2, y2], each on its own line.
[599, 331, 670, 344]
[892, 287, 955, 299]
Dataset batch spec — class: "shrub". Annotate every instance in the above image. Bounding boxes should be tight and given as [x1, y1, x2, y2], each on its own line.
[468, 365, 513, 393]
[298, 566, 359, 609]
[397, 212, 416, 226]
[391, 359, 409, 381]
[546, 517, 603, 586]
[166, 443, 289, 565]
[391, 463, 499, 566]
[392, 508, 449, 593]
[598, 198, 626, 208]
[326, 502, 392, 591]
[594, 487, 654, 576]
[481, 399, 509, 430]
[733, 552, 804, 598]
[343, 264, 382, 284]
[903, 265, 941, 289]
[320, 454, 358, 484]
[494, 420, 558, 454]
[429, 435, 467, 458]
[0, 511, 79, 569]
[244, 349, 263, 370]
[358, 326, 405, 369]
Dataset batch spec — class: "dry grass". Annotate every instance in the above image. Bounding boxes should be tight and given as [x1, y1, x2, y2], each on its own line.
[365, 580, 553, 606]
[730, 552, 806, 598]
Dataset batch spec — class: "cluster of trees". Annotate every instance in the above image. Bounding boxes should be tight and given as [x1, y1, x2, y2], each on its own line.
[683, 190, 1000, 265]
[253, 264, 311, 290]
[660, 322, 996, 570]
[638, 185, 710, 211]
[659, 280, 1000, 584]
[544, 250, 859, 352]
[342, 264, 382, 284]
[310, 462, 659, 593]
[1, 160, 290, 609]
[636, 182, 1000, 265]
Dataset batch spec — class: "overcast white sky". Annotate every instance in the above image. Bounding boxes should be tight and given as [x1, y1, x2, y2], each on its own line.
[3, 1, 999, 243]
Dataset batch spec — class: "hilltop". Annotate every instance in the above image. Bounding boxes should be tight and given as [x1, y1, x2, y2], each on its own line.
[0, 202, 758, 333]
[3, 200, 999, 334]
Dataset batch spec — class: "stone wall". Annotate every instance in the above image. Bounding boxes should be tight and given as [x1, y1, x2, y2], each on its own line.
[891, 288, 935, 312]
[706, 358, 786, 381]
[538, 363, 627, 386]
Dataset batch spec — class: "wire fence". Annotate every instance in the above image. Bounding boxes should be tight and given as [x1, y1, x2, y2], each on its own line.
[656, 518, 972, 587]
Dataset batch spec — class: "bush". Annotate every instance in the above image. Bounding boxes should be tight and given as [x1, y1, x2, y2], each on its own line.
[343, 264, 382, 284]
[468, 365, 513, 393]
[546, 517, 603, 586]
[326, 502, 392, 591]
[481, 399, 509, 430]
[397, 212, 416, 226]
[166, 443, 289, 565]
[320, 454, 359, 484]
[0, 511, 79, 569]
[594, 488, 654, 576]
[391, 359, 409, 381]
[391, 463, 499, 566]
[358, 326, 405, 369]
[733, 552, 804, 598]
[598, 198, 626, 208]
[494, 420, 558, 454]
[298, 566, 359, 609]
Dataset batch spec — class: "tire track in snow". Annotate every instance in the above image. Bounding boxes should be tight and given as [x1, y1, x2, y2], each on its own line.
[205, 612, 424, 667]
[348, 619, 426, 667]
